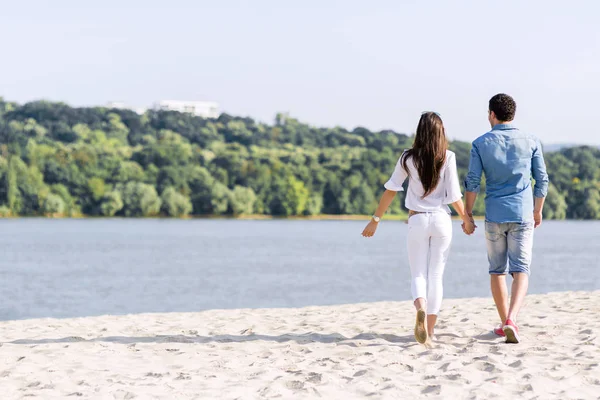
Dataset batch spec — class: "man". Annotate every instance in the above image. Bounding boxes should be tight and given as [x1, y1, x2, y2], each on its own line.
[464, 93, 548, 344]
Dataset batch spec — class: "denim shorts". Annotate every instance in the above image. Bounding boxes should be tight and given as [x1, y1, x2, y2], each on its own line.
[485, 221, 534, 276]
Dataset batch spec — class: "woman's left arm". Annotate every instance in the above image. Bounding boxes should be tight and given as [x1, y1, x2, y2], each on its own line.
[361, 189, 397, 238]
[362, 154, 407, 238]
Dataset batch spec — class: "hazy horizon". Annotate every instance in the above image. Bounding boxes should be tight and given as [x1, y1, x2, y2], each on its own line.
[1, 95, 597, 148]
[1, 0, 599, 145]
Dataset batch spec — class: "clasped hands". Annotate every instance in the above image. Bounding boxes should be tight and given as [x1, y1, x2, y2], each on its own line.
[462, 214, 476, 235]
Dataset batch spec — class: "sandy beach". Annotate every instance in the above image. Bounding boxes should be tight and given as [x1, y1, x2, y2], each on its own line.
[1, 291, 598, 399]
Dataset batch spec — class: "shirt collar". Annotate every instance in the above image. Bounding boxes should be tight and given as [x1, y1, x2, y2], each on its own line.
[493, 123, 516, 130]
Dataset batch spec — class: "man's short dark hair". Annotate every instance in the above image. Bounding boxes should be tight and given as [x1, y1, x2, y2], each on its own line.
[489, 94, 516, 121]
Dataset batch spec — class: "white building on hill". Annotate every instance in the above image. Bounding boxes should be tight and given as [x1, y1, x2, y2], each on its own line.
[153, 100, 220, 119]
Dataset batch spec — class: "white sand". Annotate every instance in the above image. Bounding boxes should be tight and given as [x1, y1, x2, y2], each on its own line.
[1, 291, 599, 399]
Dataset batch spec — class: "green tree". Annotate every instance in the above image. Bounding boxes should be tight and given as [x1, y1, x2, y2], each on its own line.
[230, 186, 257, 215]
[114, 161, 145, 183]
[100, 191, 124, 217]
[543, 183, 567, 220]
[210, 182, 231, 215]
[321, 174, 343, 214]
[119, 182, 162, 217]
[286, 176, 309, 215]
[6, 156, 19, 214]
[2, 97, 600, 220]
[188, 166, 216, 214]
[52, 184, 79, 216]
[106, 113, 130, 143]
[305, 193, 323, 216]
[268, 175, 309, 216]
[9, 157, 48, 215]
[42, 193, 65, 216]
[580, 186, 600, 219]
[161, 187, 192, 217]
[88, 178, 106, 202]
[340, 173, 376, 214]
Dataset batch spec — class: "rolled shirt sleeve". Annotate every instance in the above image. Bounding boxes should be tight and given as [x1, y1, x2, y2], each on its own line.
[443, 152, 463, 204]
[384, 154, 408, 191]
[532, 139, 549, 198]
[464, 143, 483, 193]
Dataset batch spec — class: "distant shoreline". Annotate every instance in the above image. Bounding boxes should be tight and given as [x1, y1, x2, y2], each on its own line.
[232, 214, 486, 221]
[0, 213, 491, 221]
[0, 214, 404, 221]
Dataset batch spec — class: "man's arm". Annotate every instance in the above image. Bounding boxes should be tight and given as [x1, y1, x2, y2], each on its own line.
[464, 143, 483, 216]
[465, 192, 478, 216]
[532, 140, 549, 227]
[533, 197, 546, 228]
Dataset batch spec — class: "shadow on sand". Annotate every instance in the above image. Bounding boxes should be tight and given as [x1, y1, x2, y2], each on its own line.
[8, 332, 420, 347]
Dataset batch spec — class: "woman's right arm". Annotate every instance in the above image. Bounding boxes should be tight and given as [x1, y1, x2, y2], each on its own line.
[444, 152, 475, 234]
[451, 199, 475, 235]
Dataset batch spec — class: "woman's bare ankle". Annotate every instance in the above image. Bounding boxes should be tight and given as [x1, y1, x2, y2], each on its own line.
[413, 298, 427, 311]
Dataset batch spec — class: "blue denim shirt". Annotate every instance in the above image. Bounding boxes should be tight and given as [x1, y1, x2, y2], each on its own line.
[465, 124, 549, 223]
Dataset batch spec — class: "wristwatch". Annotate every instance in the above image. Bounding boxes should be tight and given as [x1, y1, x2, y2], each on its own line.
[372, 215, 381, 223]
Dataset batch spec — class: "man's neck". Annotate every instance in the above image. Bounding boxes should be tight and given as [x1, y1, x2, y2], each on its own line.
[493, 120, 513, 128]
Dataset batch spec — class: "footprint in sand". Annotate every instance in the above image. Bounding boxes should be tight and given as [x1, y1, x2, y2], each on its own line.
[285, 380, 305, 391]
[520, 384, 534, 392]
[509, 360, 523, 368]
[175, 373, 191, 380]
[306, 372, 322, 384]
[474, 361, 499, 373]
[584, 363, 599, 371]
[422, 385, 441, 395]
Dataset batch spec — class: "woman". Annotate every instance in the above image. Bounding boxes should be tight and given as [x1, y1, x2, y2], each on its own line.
[362, 112, 474, 345]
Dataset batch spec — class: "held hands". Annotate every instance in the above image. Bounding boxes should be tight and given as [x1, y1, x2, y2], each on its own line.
[461, 214, 476, 235]
[361, 220, 379, 238]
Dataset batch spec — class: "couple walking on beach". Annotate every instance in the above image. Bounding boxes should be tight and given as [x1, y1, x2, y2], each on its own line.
[362, 94, 549, 345]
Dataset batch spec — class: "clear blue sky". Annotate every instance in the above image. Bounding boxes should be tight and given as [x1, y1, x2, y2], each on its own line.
[1, 0, 599, 144]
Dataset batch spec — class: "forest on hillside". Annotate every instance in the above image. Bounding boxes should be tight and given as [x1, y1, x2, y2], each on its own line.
[0, 98, 598, 219]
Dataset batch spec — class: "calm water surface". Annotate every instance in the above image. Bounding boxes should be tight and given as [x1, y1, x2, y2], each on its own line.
[0, 219, 598, 320]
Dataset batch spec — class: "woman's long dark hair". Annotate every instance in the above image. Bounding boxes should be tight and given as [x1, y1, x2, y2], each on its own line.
[401, 112, 448, 197]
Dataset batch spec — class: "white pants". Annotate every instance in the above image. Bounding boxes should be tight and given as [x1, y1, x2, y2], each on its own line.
[407, 212, 452, 315]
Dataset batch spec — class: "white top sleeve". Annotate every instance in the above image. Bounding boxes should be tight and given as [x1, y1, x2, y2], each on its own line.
[384, 154, 408, 192]
[443, 152, 463, 204]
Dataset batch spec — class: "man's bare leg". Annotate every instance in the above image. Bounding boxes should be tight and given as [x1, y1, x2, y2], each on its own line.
[506, 273, 529, 322]
[491, 275, 509, 324]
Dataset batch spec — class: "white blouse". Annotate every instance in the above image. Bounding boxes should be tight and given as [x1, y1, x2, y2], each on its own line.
[384, 150, 463, 213]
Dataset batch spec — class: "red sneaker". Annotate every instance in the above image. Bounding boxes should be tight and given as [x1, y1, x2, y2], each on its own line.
[503, 319, 520, 344]
[493, 325, 506, 337]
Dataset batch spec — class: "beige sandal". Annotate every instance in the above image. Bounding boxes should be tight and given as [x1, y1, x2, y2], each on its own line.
[414, 309, 428, 344]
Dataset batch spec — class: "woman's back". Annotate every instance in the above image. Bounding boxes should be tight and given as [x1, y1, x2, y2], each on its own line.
[384, 150, 462, 213]
[361, 111, 474, 346]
